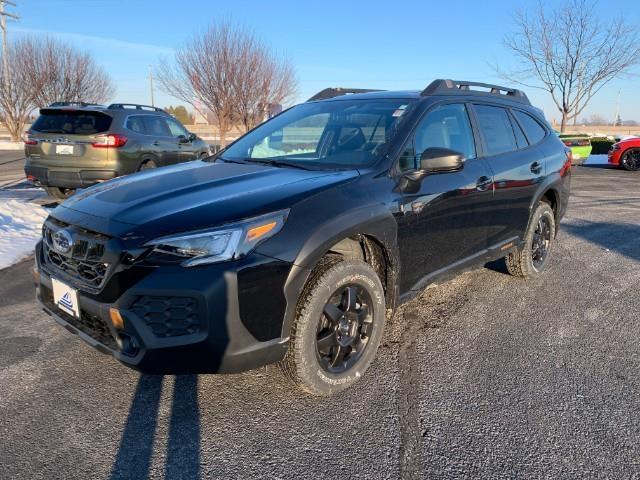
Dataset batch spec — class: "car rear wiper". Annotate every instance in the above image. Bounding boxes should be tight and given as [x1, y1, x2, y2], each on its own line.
[39, 129, 67, 133]
[245, 159, 311, 170]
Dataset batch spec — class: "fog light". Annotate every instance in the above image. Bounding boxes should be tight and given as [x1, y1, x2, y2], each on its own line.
[109, 308, 124, 329]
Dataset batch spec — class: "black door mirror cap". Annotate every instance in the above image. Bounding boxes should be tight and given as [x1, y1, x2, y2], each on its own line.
[178, 135, 191, 144]
[419, 147, 466, 173]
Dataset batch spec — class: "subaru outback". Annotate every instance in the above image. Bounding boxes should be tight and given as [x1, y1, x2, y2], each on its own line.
[33, 80, 571, 395]
[24, 102, 210, 199]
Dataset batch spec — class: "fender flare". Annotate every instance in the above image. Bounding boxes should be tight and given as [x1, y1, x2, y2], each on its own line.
[279, 204, 399, 339]
[527, 173, 563, 233]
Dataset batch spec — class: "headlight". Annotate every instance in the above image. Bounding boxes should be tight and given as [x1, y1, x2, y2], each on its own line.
[145, 209, 289, 266]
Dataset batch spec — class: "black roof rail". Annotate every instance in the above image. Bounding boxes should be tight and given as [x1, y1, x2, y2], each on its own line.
[49, 101, 103, 108]
[307, 88, 385, 102]
[421, 79, 531, 105]
[107, 103, 166, 112]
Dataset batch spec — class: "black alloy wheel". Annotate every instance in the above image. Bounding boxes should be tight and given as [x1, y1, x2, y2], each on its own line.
[621, 149, 640, 171]
[316, 284, 373, 374]
[531, 215, 552, 271]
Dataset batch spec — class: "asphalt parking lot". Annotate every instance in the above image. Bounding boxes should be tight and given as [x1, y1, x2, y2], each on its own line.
[0, 163, 639, 479]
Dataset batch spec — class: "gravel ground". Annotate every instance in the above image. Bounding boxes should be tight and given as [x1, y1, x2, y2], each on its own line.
[0, 164, 638, 479]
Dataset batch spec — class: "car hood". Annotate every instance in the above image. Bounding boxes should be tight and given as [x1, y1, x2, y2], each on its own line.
[52, 160, 359, 240]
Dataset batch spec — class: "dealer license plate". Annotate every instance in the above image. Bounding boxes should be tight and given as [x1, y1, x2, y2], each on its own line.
[52, 277, 80, 318]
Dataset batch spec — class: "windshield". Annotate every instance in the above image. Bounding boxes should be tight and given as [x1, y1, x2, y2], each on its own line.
[221, 98, 415, 169]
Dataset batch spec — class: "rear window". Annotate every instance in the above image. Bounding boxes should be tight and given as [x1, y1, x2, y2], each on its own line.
[513, 110, 547, 145]
[31, 110, 112, 135]
[474, 105, 518, 156]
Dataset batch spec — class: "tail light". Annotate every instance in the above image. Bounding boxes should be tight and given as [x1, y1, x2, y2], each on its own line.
[92, 133, 127, 148]
[24, 132, 38, 145]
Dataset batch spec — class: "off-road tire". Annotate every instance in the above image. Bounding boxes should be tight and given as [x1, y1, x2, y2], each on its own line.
[505, 201, 556, 278]
[44, 186, 75, 200]
[280, 255, 386, 396]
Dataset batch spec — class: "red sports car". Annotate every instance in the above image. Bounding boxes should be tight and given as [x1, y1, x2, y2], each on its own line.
[608, 137, 640, 171]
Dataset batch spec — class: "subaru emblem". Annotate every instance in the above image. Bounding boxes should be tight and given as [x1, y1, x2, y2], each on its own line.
[52, 229, 74, 254]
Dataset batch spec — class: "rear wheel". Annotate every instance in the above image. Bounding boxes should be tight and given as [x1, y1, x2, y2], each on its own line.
[139, 159, 158, 171]
[280, 256, 386, 396]
[620, 148, 640, 171]
[505, 201, 556, 278]
[44, 186, 75, 200]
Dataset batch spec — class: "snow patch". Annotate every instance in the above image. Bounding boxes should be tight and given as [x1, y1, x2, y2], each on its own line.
[0, 188, 49, 269]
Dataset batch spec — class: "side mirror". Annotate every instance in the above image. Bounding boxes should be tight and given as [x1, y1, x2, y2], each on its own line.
[398, 147, 466, 193]
[419, 147, 465, 173]
[188, 132, 197, 142]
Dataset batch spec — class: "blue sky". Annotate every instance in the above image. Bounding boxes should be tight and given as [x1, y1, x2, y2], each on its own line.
[9, 0, 640, 124]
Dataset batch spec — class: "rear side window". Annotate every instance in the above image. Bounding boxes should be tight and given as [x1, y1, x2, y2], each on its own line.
[510, 114, 529, 149]
[513, 110, 547, 145]
[474, 105, 517, 156]
[142, 116, 171, 137]
[126, 115, 146, 134]
[31, 110, 112, 135]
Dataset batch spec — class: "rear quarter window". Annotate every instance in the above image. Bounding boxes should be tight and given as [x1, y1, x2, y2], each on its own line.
[513, 110, 547, 145]
[31, 110, 112, 135]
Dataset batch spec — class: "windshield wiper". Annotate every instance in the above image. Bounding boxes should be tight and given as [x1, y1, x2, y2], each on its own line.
[39, 129, 67, 133]
[245, 159, 311, 170]
[215, 156, 247, 165]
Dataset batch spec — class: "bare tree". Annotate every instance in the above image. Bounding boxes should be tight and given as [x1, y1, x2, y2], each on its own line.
[0, 37, 115, 141]
[157, 21, 297, 146]
[0, 38, 42, 141]
[33, 38, 115, 107]
[497, 0, 640, 132]
[231, 32, 296, 132]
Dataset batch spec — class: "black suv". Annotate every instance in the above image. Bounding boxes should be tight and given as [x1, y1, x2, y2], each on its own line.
[34, 80, 571, 395]
[24, 103, 210, 199]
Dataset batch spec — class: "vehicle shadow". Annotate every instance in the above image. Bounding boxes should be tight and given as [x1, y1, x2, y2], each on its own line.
[562, 220, 640, 262]
[109, 374, 200, 480]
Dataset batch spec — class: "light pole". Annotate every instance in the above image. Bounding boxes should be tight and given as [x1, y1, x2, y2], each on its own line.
[0, 0, 19, 89]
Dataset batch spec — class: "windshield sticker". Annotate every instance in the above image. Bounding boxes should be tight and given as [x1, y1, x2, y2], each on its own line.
[392, 105, 408, 117]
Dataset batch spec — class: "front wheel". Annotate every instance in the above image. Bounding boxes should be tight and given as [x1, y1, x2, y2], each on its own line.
[280, 256, 386, 396]
[505, 201, 556, 278]
[620, 148, 640, 171]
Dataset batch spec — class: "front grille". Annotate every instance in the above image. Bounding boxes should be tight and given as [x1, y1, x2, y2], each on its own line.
[41, 286, 118, 351]
[42, 219, 113, 290]
[130, 295, 200, 338]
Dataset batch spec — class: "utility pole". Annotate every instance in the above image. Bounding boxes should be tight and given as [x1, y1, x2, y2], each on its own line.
[613, 89, 621, 126]
[0, 0, 19, 89]
[148, 65, 155, 107]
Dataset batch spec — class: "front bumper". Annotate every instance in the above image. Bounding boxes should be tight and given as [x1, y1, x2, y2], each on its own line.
[608, 149, 621, 165]
[35, 242, 292, 374]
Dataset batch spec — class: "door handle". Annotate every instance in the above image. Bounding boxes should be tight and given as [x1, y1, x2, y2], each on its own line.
[476, 176, 492, 191]
[152, 141, 159, 146]
[530, 161, 543, 174]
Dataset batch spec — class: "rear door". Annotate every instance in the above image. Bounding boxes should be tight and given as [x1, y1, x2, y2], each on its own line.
[395, 103, 494, 292]
[141, 116, 180, 165]
[470, 104, 544, 246]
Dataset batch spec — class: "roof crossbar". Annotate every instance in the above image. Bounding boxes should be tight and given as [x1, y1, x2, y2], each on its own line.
[421, 79, 531, 105]
[307, 88, 384, 102]
[107, 103, 166, 112]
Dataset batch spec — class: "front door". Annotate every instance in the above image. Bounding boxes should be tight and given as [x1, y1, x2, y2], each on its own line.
[395, 103, 494, 292]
